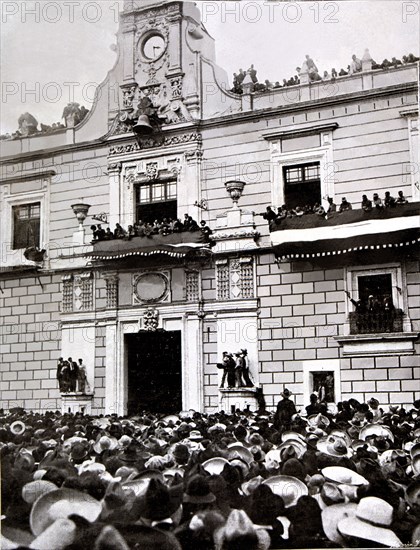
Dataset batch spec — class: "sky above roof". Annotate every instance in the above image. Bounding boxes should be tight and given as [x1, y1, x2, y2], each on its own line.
[0, 0, 418, 134]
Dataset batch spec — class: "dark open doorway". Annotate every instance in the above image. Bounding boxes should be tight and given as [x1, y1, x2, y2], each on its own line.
[126, 330, 182, 415]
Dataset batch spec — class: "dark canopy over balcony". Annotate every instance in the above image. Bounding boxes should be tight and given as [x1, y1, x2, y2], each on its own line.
[271, 202, 420, 260]
[86, 231, 210, 261]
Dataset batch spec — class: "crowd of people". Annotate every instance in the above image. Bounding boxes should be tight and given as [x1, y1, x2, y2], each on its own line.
[230, 52, 419, 94]
[260, 190, 409, 231]
[91, 215, 212, 243]
[1, 391, 420, 549]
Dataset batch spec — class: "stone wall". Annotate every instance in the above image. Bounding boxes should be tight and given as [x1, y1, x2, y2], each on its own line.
[1, 273, 62, 411]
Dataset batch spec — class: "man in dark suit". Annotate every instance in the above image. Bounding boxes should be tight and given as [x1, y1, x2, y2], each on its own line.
[274, 388, 297, 431]
[68, 357, 79, 392]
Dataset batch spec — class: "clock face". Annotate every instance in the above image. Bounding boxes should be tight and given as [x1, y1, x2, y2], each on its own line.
[142, 34, 166, 61]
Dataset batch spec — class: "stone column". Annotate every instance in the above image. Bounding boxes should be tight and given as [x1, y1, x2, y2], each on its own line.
[183, 314, 204, 411]
[105, 323, 120, 415]
[181, 149, 203, 219]
[108, 162, 122, 228]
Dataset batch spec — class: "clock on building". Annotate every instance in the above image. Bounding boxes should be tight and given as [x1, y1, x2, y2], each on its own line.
[141, 33, 166, 62]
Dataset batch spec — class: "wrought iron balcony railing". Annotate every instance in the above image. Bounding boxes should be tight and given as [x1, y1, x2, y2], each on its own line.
[349, 309, 404, 335]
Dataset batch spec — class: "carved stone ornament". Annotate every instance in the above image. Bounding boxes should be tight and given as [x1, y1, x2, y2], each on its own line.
[108, 133, 202, 155]
[143, 307, 159, 331]
[121, 84, 138, 109]
[134, 272, 170, 304]
[169, 75, 183, 99]
[145, 162, 159, 181]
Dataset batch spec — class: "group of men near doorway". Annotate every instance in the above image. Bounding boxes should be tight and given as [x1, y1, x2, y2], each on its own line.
[217, 349, 254, 389]
[56, 357, 89, 394]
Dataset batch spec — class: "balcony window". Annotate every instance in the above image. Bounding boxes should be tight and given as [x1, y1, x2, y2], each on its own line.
[135, 180, 177, 224]
[12, 202, 41, 249]
[282, 162, 321, 209]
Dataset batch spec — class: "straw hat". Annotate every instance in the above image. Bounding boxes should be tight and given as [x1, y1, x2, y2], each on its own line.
[188, 430, 203, 441]
[10, 420, 26, 435]
[359, 423, 394, 442]
[262, 475, 308, 507]
[93, 435, 118, 454]
[277, 439, 306, 459]
[322, 466, 369, 486]
[227, 445, 254, 465]
[306, 414, 330, 430]
[337, 496, 402, 547]
[241, 475, 265, 497]
[317, 435, 353, 458]
[281, 431, 306, 445]
[22, 480, 58, 504]
[30, 488, 102, 536]
[321, 502, 357, 546]
[313, 482, 346, 510]
[29, 518, 76, 550]
[202, 457, 229, 476]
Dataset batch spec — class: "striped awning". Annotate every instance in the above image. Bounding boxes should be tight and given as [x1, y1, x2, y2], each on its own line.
[86, 231, 210, 261]
[271, 203, 420, 260]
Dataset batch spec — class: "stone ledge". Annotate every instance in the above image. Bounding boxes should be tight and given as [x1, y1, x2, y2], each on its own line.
[335, 332, 419, 357]
[218, 387, 258, 413]
[61, 392, 95, 414]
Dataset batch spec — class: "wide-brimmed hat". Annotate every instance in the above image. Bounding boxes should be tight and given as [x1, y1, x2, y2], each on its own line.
[281, 388, 293, 398]
[122, 469, 164, 497]
[410, 442, 420, 460]
[313, 482, 346, 510]
[277, 439, 306, 460]
[184, 474, 216, 504]
[360, 423, 394, 442]
[202, 457, 229, 476]
[337, 496, 402, 547]
[135, 478, 183, 521]
[307, 414, 330, 430]
[246, 483, 286, 525]
[29, 518, 77, 550]
[281, 431, 306, 445]
[317, 435, 353, 458]
[213, 509, 271, 550]
[93, 435, 118, 454]
[262, 475, 308, 507]
[10, 420, 26, 435]
[322, 466, 369, 486]
[22, 480, 58, 504]
[188, 430, 203, 441]
[227, 444, 253, 465]
[30, 488, 102, 536]
[329, 429, 352, 447]
[71, 441, 91, 463]
[241, 475, 265, 497]
[76, 460, 106, 476]
[322, 502, 357, 546]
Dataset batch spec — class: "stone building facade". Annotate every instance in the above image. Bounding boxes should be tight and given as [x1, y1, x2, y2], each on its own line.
[1, 0, 419, 415]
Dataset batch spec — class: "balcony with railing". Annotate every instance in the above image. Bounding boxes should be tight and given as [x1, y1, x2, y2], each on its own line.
[349, 309, 405, 335]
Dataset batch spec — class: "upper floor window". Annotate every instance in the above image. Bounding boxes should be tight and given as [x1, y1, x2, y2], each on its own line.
[282, 162, 321, 209]
[135, 180, 177, 224]
[346, 267, 406, 335]
[12, 202, 40, 249]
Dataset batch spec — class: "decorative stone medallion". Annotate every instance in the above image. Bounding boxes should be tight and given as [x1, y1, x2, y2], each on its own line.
[133, 272, 170, 304]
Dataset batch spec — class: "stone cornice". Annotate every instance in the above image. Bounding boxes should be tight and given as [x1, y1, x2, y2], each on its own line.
[262, 123, 339, 141]
[200, 82, 418, 131]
